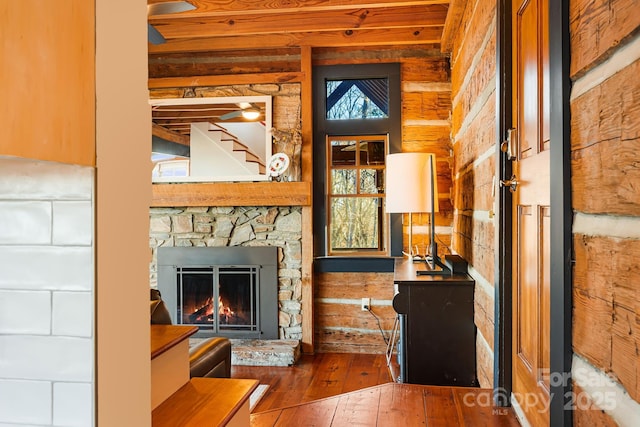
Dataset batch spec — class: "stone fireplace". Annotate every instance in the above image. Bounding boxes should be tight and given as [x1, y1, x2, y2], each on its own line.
[149, 206, 303, 341]
[157, 246, 278, 339]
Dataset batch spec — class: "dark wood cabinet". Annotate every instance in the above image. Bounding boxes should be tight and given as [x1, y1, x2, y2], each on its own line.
[392, 258, 478, 387]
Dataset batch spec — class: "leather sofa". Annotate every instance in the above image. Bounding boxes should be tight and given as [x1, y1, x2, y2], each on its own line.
[150, 289, 232, 378]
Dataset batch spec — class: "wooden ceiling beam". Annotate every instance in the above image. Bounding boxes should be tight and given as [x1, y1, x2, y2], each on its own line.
[440, 0, 466, 53]
[149, 48, 301, 61]
[149, 5, 448, 39]
[149, 0, 450, 17]
[148, 72, 304, 89]
[149, 27, 443, 54]
[152, 123, 190, 146]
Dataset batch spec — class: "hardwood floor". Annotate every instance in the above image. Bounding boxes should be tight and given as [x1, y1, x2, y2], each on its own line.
[231, 352, 521, 426]
[250, 383, 521, 427]
[231, 352, 392, 412]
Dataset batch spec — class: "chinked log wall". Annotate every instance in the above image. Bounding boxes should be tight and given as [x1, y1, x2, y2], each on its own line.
[447, 0, 497, 389]
[314, 272, 395, 354]
[149, 46, 454, 355]
[313, 48, 453, 354]
[569, 0, 640, 424]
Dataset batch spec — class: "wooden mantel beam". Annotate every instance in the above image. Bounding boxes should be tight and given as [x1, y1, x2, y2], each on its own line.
[151, 182, 312, 207]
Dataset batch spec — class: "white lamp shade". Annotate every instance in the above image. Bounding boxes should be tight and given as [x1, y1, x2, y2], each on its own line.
[385, 153, 439, 213]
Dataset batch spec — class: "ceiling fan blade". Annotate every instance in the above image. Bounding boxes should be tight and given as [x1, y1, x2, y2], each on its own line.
[148, 2, 196, 44]
[148, 1, 196, 16]
[148, 23, 166, 45]
[219, 110, 242, 121]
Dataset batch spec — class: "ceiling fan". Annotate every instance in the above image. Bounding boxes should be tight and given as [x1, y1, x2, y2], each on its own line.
[148, 1, 196, 45]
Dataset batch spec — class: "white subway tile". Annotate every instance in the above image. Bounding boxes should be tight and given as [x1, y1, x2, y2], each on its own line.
[0, 379, 52, 425]
[0, 157, 93, 200]
[0, 290, 51, 334]
[0, 246, 93, 291]
[53, 201, 93, 246]
[53, 382, 93, 427]
[0, 336, 93, 382]
[0, 201, 51, 245]
[52, 292, 93, 337]
[0, 423, 44, 427]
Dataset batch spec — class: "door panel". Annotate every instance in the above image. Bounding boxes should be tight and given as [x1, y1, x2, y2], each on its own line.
[512, 0, 551, 425]
[519, 0, 538, 158]
[516, 204, 535, 369]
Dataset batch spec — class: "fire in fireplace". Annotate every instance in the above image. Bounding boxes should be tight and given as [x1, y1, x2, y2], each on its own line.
[157, 247, 278, 339]
[177, 266, 258, 333]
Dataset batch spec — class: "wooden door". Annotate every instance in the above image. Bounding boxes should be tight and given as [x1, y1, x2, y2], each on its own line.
[511, 0, 551, 425]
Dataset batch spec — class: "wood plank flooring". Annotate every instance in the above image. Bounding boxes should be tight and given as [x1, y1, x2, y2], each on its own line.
[231, 352, 521, 426]
[231, 352, 391, 412]
[251, 383, 521, 427]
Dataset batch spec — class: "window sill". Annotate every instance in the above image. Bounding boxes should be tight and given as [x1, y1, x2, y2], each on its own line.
[314, 256, 395, 273]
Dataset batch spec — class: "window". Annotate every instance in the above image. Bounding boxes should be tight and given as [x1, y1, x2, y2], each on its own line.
[313, 63, 403, 262]
[327, 135, 387, 255]
[325, 79, 389, 120]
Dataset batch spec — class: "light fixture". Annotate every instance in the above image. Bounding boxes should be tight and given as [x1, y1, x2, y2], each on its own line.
[385, 152, 447, 273]
[241, 108, 260, 120]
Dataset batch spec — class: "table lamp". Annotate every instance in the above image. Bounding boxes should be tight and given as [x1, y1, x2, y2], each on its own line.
[385, 153, 439, 265]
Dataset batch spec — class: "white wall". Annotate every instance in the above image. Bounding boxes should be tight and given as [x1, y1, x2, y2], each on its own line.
[0, 156, 94, 426]
[95, 0, 152, 424]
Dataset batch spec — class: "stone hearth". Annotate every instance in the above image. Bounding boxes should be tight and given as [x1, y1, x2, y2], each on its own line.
[190, 338, 300, 367]
[231, 339, 300, 366]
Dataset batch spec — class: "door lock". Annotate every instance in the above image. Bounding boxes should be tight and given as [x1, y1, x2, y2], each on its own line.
[500, 175, 519, 193]
[501, 128, 517, 160]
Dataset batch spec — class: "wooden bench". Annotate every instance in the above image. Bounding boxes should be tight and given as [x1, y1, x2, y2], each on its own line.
[151, 325, 258, 426]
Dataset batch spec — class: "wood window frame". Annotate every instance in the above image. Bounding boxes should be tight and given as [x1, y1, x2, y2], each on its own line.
[312, 63, 402, 272]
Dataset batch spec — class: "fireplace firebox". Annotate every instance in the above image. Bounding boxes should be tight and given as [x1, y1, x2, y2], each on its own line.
[157, 246, 278, 339]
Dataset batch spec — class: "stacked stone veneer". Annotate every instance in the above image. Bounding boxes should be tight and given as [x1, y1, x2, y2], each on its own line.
[149, 206, 303, 340]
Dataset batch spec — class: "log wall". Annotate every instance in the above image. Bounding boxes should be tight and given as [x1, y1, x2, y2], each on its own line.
[570, 0, 640, 422]
[313, 47, 454, 353]
[314, 272, 396, 354]
[447, 0, 498, 389]
[399, 52, 454, 257]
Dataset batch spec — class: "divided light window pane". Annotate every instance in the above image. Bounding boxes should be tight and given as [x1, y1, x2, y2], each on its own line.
[325, 78, 389, 120]
[330, 197, 381, 250]
[327, 135, 387, 254]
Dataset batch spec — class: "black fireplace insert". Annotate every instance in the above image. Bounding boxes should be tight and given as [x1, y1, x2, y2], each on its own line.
[157, 246, 278, 339]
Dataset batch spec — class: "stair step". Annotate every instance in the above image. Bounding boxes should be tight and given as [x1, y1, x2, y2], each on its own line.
[152, 377, 258, 426]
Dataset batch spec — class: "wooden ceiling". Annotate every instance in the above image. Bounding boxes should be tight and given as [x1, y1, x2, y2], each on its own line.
[147, 0, 461, 55]
[148, 0, 465, 134]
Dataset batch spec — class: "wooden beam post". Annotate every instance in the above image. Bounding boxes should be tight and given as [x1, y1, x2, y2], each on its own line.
[300, 45, 315, 354]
